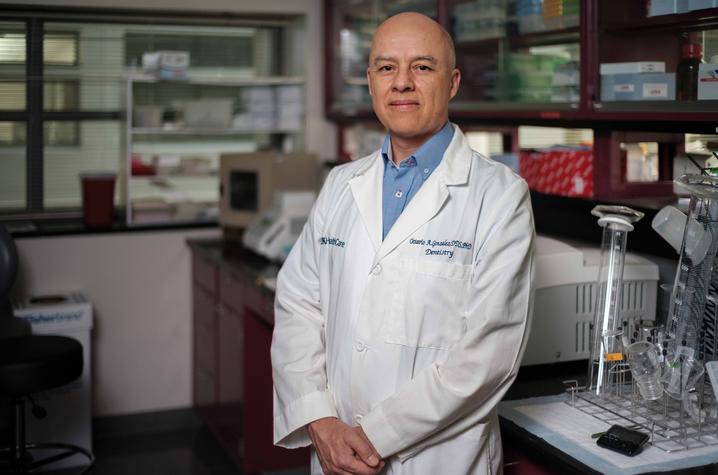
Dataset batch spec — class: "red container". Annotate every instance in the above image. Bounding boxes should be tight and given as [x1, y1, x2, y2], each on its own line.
[80, 173, 116, 228]
[519, 148, 594, 198]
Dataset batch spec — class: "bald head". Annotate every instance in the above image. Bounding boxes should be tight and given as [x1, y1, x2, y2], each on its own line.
[366, 11, 461, 158]
[371, 12, 456, 70]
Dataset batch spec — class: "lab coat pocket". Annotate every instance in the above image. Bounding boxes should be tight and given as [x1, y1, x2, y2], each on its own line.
[385, 259, 472, 349]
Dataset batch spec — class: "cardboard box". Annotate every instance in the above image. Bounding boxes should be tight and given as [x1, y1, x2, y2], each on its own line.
[519, 148, 593, 197]
[601, 73, 676, 101]
[698, 63, 718, 100]
[599, 62, 666, 75]
[142, 50, 189, 79]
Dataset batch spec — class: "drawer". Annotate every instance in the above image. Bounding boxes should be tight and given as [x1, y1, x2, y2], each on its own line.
[194, 321, 216, 374]
[193, 253, 218, 293]
[219, 267, 246, 315]
[245, 284, 275, 325]
[193, 286, 216, 372]
[194, 366, 216, 407]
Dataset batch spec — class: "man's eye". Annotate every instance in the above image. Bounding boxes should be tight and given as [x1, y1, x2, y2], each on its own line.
[416, 65, 431, 71]
[379, 65, 393, 72]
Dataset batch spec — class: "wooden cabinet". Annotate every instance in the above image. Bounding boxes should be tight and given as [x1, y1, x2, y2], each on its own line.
[190, 245, 308, 473]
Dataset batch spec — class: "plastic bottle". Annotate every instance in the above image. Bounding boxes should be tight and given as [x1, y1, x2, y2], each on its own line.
[677, 43, 703, 101]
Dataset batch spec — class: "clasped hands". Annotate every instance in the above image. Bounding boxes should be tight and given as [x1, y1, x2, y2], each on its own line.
[308, 417, 385, 475]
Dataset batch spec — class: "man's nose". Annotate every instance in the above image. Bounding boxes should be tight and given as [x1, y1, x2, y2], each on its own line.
[391, 68, 414, 92]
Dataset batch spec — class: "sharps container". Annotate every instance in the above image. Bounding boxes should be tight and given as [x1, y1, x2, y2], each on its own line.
[80, 172, 116, 228]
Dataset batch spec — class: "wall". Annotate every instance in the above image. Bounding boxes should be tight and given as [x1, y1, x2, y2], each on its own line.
[14, 228, 221, 416]
[7, 0, 332, 417]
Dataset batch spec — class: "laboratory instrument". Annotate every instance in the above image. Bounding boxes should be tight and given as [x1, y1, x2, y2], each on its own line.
[242, 190, 316, 262]
[524, 235, 658, 366]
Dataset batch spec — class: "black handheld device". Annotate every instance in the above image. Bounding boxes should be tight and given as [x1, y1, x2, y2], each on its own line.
[596, 424, 649, 456]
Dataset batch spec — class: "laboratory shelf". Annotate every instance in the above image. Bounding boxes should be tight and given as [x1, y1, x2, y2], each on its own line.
[599, 5, 718, 32]
[131, 127, 301, 136]
[454, 26, 580, 49]
[325, 0, 717, 126]
[129, 174, 218, 179]
[128, 73, 305, 86]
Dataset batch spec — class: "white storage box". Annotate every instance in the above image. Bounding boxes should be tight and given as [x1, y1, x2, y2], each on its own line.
[601, 72, 676, 101]
[698, 63, 718, 100]
[13, 292, 93, 469]
[522, 236, 659, 366]
[648, 0, 689, 16]
[688, 0, 717, 10]
[599, 62, 666, 75]
[184, 99, 234, 128]
[142, 50, 189, 79]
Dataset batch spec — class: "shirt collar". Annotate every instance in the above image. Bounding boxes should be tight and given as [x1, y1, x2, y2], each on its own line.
[381, 122, 454, 174]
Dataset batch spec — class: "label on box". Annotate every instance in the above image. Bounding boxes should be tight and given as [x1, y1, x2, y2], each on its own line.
[614, 83, 634, 92]
[643, 83, 668, 98]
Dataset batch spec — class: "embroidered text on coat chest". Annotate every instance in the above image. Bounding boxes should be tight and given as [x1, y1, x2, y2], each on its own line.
[319, 237, 346, 248]
[409, 238, 473, 260]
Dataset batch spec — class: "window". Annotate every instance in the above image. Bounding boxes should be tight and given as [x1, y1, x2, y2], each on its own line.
[0, 12, 300, 220]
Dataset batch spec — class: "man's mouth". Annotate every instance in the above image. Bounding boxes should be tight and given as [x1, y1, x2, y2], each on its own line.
[388, 100, 420, 110]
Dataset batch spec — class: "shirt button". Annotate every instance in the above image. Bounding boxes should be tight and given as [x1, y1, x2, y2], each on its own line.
[394, 190, 403, 198]
[423, 168, 430, 174]
[355, 414, 363, 422]
[371, 264, 382, 275]
[355, 341, 366, 352]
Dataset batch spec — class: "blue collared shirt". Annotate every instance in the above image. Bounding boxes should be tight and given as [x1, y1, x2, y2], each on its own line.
[381, 122, 454, 240]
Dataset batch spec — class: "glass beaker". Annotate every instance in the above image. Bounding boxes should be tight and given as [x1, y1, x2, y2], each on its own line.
[587, 205, 644, 397]
[627, 341, 664, 400]
[662, 355, 705, 400]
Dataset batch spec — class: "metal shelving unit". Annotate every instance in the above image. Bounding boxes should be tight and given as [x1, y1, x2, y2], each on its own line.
[124, 74, 305, 225]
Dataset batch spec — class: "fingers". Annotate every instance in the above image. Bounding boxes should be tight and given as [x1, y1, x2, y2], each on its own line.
[308, 418, 384, 475]
[346, 427, 381, 468]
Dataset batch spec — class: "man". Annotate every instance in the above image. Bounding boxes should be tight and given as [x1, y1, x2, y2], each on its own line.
[271, 12, 534, 475]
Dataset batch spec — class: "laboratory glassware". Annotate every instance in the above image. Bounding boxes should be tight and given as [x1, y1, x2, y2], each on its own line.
[627, 341, 663, 400]
[587, 205, 644, 397]
[667, 175, 718, 364]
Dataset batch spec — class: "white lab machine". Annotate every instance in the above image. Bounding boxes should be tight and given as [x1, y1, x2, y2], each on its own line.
[522, 235, 659, 366]
[243, 190, 316, 261]
[12, 292, 93, 469]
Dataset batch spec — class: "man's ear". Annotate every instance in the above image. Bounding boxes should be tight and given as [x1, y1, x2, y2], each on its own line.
[449, 68, 461, 100]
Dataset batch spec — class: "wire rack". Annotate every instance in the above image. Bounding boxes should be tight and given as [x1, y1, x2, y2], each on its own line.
[565, 379, 718, 452]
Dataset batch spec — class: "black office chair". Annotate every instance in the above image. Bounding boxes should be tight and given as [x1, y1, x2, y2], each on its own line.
[0, 225, 94, 474]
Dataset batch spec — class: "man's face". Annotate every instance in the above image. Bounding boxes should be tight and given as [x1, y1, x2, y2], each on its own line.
[367, 16, 460, 147]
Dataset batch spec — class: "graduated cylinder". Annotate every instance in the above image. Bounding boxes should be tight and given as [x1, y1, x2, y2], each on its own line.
[587, 205, 644, 397]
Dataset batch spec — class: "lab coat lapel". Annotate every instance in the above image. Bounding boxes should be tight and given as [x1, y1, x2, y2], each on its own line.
[348, 152, 383, 252]
[377, 176, 448, 262]
[376, 124, 472, 263]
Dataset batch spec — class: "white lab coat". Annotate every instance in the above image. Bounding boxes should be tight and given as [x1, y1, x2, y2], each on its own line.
[271, 124, 535, 475]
